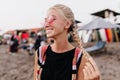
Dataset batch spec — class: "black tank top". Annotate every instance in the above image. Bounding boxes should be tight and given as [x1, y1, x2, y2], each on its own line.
[38, 45, 83, 80]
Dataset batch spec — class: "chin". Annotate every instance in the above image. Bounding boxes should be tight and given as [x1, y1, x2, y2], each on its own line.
[46, 34, 54, 38]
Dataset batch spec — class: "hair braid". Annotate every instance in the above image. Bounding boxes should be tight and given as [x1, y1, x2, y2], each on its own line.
[72, 24, 83, 49]
[72, 23, 90, 59]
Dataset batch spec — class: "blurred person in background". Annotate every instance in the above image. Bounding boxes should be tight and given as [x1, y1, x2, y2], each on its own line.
[33, 32, 46, 51]
[9, 31, 19, 53]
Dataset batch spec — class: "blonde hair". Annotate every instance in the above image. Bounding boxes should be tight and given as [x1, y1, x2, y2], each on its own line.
[49, 4, 90, 58]
[49, 4, 82, 48]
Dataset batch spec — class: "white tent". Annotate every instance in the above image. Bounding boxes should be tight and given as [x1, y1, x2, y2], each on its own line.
[78, 18, 120, 30]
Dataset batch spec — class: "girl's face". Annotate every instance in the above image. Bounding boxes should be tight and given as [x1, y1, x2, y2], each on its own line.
[44, 9, 70, 38]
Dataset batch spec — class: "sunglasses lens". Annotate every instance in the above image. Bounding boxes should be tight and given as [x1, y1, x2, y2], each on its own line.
[48, 16, 54, 24]
[44, 15, 56, 27]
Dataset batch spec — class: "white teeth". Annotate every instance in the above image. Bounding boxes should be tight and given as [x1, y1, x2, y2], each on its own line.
[46, 30, 53, 34]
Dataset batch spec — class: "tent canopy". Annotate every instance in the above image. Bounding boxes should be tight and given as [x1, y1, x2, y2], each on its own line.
[75, 20, 81, 23]
[79, 18, 120, 30]
[91, 9, 120, 18]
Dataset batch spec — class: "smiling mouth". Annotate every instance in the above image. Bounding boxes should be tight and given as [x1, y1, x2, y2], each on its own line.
[46, 29, 53, 34]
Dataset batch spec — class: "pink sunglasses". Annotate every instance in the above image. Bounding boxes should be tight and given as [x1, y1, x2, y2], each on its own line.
[44, 15, 56, 27]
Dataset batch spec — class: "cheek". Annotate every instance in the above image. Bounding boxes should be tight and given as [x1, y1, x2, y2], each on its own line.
[54, 22, 64, 31]
[54, 25, 65, 33]
[55, 20, 66, 28]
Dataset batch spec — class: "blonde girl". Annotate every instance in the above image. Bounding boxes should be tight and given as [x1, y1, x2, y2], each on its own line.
[34, 4, 100, 80]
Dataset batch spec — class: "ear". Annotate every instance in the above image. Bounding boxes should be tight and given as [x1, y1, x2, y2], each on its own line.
[64, 21, 72, 29]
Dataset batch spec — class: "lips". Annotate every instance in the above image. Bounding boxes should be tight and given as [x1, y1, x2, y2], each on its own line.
[46, 30, 52, 34]
[46, 28, 54, 34]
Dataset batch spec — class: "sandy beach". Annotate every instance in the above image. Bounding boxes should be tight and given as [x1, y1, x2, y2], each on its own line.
[0, 42, 120, 80]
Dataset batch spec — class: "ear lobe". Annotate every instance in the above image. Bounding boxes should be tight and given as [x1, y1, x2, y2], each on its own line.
[65, 21, 72, 29]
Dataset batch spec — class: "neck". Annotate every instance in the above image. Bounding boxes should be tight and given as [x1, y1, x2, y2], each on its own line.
[51, 35, 74, 53]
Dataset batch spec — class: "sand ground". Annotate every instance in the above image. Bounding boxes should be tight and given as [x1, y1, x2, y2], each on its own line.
[0, 42, 120, 80]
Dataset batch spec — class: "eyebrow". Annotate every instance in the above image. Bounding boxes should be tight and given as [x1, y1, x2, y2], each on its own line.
[51, 15, 56, 19]
[46, 15, 56, 18]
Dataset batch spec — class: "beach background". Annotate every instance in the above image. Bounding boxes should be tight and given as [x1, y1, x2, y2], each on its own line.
[0, 42, 120, 80]
[0, 0, 120, 80]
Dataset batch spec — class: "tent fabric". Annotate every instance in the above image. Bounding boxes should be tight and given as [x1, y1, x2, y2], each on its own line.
[79, 18, 120, 30]
[91, 9, 120, 18]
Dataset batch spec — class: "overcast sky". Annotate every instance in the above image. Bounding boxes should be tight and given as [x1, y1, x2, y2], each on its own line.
[0, 0, 120, 32]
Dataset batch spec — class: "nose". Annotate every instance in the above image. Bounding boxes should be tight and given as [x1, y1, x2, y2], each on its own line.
[43, 16, 55, 28]
[44, 20, 54, 28]
[44, 21, 50, 28]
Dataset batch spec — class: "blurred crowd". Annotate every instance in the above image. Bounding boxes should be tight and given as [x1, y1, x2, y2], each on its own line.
[0, 30, 48, 55]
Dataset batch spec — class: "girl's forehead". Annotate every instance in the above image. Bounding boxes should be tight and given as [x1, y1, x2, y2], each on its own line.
[47, 9, 61, 17]
[46, 9, 67, 22]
